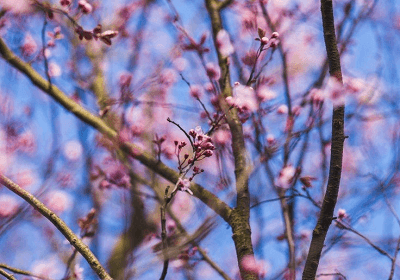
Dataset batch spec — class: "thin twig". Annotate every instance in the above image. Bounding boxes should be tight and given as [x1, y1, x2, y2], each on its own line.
[167, 117, 194, 149]
[0, 264, 51, 280]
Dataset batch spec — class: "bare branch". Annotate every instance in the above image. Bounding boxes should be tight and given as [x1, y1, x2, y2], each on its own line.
[0, 175, 113, 280]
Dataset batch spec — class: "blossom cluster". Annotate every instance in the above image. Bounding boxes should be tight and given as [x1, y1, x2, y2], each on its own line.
[172, 126, 215, 194]
[75, 24, 119, 45]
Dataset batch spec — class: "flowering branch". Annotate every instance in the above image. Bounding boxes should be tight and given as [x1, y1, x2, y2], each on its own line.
[0, 175, 112, 280]
[0, 36, 231, 222]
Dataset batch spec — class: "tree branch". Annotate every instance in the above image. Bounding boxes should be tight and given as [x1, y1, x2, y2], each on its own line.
[302, 0, 345, 279]
[0, 175, 113, 280]
[0, 36, 232, 223]
[205, 0, 256, 279]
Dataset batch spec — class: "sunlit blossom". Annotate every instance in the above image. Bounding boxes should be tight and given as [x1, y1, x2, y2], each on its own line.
[216, 29, 234, 57]
[241, 255, 269, 277]
[232, 83, 258, 112]
[257, 85, 277, 102]
[64, 140, 83, 161]
[45, 190, 72, 214]
[276, 165, 296, 189]
[0, 195, 19, 217]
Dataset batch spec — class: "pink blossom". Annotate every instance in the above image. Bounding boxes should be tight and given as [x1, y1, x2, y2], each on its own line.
[171, 191, 194, 222]
[216, 29, 234, 57]
[60, 0, 71, 6]
[324, 77, 345, 107]
[0, 195, 19, 217]
[241, 255, 268, 277]
[21, 34, 37, 57]
[337, 208, 347, 220]
[213, 129, 231, 147]
[108, 168, 131, 188]
[172, 57, 188, 72]
[242, 50, 257, 66]
[160, 68, 178, 87]
[240, 10, 257, 32]
[166, 219, 176, 233]
[1, 0, 34, 14]
[119, 72, 132, 88]
[233, 84, 258, 112]
[276, 165, 296, 189]
[45, 190, 72, 214]
[292, 105, 301, 116]
[32, 258, 60, 279]
[190, 85, 204, 99]
[205, 63, 221, 81]
[204, 82, 214, 92]
[18, 130, 36, 153]
[49, 62, 62, 77]
[177, 178, 193, 195]
[73, 264, 84, 280]
[64, 140, 83, 161]
[268, 38, 280, 48]
[310, 88, 324, 106]
[261, 37, 269, 45]
[78, 0, 93, 14]
[271, 32, 280, 39]
[266, 134, 275, 145]
[225, 96, 235, 107]
[277, 104, 289, 114]
[16, 169, 36, 188]
[257, 85, 277, 102]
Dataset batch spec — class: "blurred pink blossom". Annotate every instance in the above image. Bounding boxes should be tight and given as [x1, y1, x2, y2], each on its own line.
[324, 77, 345, 107]
[233, 84, 258, 112]
[32, 258, 60, 279]
[160, 68, 178, 87]
[60, 0, 71, 6]
[16, 169, 36, 188]
[240, 9, 257, 32]
[190, 84, 204, 99]
[266, 134, 275, 145]
[1, 0, 33, 14]
[337, 208, 347, 220]
[177, 178, 193, 195]
[257, 85, 277, 102]
[78, 0, 93, 14]
[216, 29, 234, 57]
[73, 264, 84, 280]
[18, 130, 36, 154]
[49, 62, 62, 77]
[171, 192, 194, 222]
[45, 190, 72, 214]
[213, 129, 231, 147]
[205, 63, 221, 81]
[21, 34, 37, 57]
[64, 140, 83, 161]
[172, 57, 188, 72]
[277, 104, 289, 114]
[276, 165, 296, 189]
[0, 195, 19, 217]
[241, 255, 268, 277]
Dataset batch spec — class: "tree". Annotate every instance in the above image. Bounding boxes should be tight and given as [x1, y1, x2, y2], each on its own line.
[0, 0, 397, 279]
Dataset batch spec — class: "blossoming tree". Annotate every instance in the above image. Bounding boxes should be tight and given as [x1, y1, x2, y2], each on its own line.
[0, 0, 398, 279]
